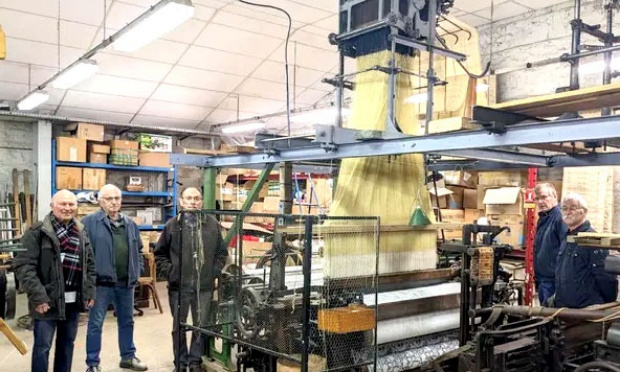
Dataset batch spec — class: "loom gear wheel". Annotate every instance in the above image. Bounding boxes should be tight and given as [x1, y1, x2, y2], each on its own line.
[236, 287, 269, 341]
[0, 270, 16, 320]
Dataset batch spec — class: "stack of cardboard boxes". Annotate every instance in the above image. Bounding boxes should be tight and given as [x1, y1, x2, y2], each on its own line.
[56, 123, 107, 191]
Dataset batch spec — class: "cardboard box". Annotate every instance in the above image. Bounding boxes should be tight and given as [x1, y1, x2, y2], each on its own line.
[82, 168, 106, 190]
[145, 207, 162, 222]
[478, 170, 527, 187]
[109, 140, 139, 150]
[263, 196, 280, 213]
[428, 187, 452, 209]
[464, 209, 484, 224]
[442, 170, 477, 188]
[242, 240, 272, 264]
[56, 137, 87, 162]
[306, 178, 333, 208]
[487, 214, 524, 247]
[56, 167, 83, 189]
[66, 123, 105, 142]
[436, 209, 464, 240]
[109, 148, 138, 166]
[77, 203, 100, 216]
[136, 133, 173, 153]
[139, 232, 151, 253]
[139, 152, 170, 168]
[222, 201, 243, 210]
[463, 188, 478, 209]
[89, 143, 110, 154]
[242, 181, 268, 199]
[484, 187, 523, 215]
[89, 152, 107, 164]
[137, 210, 153, 225]
[216, 182, 235, 202]
[446, 186, 465, 209]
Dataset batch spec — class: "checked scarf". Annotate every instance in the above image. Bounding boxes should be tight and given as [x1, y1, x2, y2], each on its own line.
[51, 215, 82, 289]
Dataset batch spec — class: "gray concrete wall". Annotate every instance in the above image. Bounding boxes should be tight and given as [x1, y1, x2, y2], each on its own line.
[477, 0, 617, 102]
[0, 119, 35, 199]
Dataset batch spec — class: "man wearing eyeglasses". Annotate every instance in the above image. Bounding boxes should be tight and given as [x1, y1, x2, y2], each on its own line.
[154, 187, 228, 372]
[82, 184, 147, 372]
[533, 183, 566, 306]
[554, 193, 618, 308]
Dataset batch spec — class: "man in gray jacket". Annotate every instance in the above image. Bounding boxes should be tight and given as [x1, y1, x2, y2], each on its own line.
[14, 189, 96, 372]
[82, 184, 146, 372]
[155, 187, 228, 372]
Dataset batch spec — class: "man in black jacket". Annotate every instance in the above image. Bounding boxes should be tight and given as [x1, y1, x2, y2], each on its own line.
[13, 189, 96, 372]
[155, 187, 228, 372]
[554, 193, 618, 308]
[533, 183, 566, 305]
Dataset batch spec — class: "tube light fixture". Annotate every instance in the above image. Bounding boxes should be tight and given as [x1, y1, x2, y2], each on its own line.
[291, 108, 351, 124]
[221, 122, 266, 134]
[113, 0, 195, 52]
[579, 59, 620, 75]
[17, 90, 49, 111]
[51, 59, 99, 89]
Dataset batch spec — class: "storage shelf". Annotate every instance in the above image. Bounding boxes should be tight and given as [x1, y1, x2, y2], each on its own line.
[138, 225, 165, 231]
[67, 190, 171, 197]
[56, 161, 172, 173]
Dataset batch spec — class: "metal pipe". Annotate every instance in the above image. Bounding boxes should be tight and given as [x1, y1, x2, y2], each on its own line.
[300, 216, 313, 372]
[387, 34, 398, 132]
[477, 304, 620, 321]
[569, 0, 582, 89]
[279, 163, 293, 214]
[425, 0, 439, 131]
[602, 2, 614, 116]
[337, 51, 345, 128]
[563, 43, 620, 61]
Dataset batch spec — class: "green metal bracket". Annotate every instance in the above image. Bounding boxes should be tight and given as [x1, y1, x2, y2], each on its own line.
[223, 163, 275, 246]
[203, 167, 217, 210]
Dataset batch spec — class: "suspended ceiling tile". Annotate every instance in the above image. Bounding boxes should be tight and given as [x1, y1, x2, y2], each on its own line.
[0, 0, 59, 18]
[60, 21, 99, 49]
[0, 82, 29, 100]
[224, 3, 299, 28]
[62, 90, 146, 113]
[0, 8, 58, 45]
[251, 61, 327, 88]
[205, 108, 256, 124]
[193, 4, 217, 21]
[270, 43, 337, 71]
[46, 88, 67, 106]
[240, 0, 332, 25]
[0, 62, 29, 85]
[211, 11, 289, 37]
[193, 0, 230, 8]
[290, 28, 333, 50]
[163, 18, 207, 44]
[71, 74, 158, 98]
[4, 38, 60, 68]
[150, 84, 228, 107]
[194, 24, 283, 59]
[30, 65, 61, 86]
[60, 0, 105, 26]
[164, 65, 245, 92]
[105, 1, 146, 30]
[139, 100, 213, 121]
[114, 0, 158, 7]
[289, 0, 336, 12]
[99, 32, 189, 64]
[132, 114, 202, 129]
[179, 45, 263, 75]
[295, 88, 331, 105]
[513, 0, 567, 8]
[456, 13, 490, 27]
[218, 94, 284, 114]
[235, 78, 288, 101]
[56, 106, 136, 122]
[96, 53, 172, 82]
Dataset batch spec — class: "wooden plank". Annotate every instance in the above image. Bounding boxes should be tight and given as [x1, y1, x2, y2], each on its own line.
[223, 145, 256, 154]
[0, 318, 28, 355]
[428, 116, 479, 134]
[278, 223, 463, 235]
[490, 82, 620, 117]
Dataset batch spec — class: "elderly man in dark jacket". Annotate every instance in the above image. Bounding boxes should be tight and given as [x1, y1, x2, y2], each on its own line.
[155, 187, 228, 372]
[82, 184, 146, 372]
[533, 183, 566, 305]
[554, 193, 618, 308]
[13, 189, 96, 372]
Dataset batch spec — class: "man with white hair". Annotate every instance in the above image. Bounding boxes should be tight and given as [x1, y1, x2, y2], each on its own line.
[82, 184, 147, 372]
[13, 189, 96, 372]
[554, 193, 618, 308]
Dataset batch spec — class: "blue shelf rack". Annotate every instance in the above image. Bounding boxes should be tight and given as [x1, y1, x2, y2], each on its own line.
[52, 139, 178, 231]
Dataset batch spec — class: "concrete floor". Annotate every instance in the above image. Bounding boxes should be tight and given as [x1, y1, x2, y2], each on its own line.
[1, 282, 177, 372]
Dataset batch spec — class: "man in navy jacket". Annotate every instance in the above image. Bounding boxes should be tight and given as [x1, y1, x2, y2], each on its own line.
[82, 184, 147, 372]
[533, 183, 566, 305]
[554, 193, 618, 308]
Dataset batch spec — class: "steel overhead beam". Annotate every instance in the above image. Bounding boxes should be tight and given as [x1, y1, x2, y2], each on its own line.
[433, 149, 550, 166]
[169, 115, 620, 168]
[551, 152, 620, 167]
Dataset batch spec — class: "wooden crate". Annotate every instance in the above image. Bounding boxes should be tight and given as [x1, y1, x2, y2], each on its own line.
[318, 305, 375, 334]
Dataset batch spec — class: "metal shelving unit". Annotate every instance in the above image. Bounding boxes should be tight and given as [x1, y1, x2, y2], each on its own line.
[51, 139, 178, 231]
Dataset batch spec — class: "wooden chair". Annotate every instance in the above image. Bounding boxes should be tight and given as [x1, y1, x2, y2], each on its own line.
[137, 253, 163, 314]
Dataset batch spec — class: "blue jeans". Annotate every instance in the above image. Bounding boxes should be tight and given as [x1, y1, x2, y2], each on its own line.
[32, 304, 79, 372]
[537, 280, 555, 306]
[86, 285, 136, 366]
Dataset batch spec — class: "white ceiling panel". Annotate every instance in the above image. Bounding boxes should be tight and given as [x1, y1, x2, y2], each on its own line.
[60, 0, 105, 26]
[71, 74, 158, 98]
[205, 108, 256, 124]
[0, 82, 29, 100]
[62, 90, 146, 113]
[105, 1, 146, 30]
[218, 94, 284, 114]
[193, 0, 230, 8]
[179, 46, 263, 75]
[290, 29, 333, 50]
[0, 62, 29, 85]
[96, 53, 172, 81]
[235, 78, 287, 101]
[139, 100, 213, 120]
[151, 84, 227, 107]
[194, 24, 283, 59]
[474, 2, 531, 21]
[193, 4, 218, 21]
[114, 0, 158, 7]
[252, 61, 327, 88]
[312, 15, 338, 31]
[295, 88, 330, 105]
[0, 0, 59, 18]
[0, 8, 58, 45]
[46, 88, 68, 106]
[60, 21, 99, 49]
[132, 114, 202, 129]
[456, 13, 489, 27]
[164, 65, 245, 92]
[56, 106, 135, 122]
[99, 30, 189, 64]
[237, 0, 332, 25]
[4, 38, 60, 68]
[163, 18, 207, 44]
[513, 0, 566, 9]
[224, 3, 299, 28]
[211, 11, 289, 37]
[270, 44, 337, 71]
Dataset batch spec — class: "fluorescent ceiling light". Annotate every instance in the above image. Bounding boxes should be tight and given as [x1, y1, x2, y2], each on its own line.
[113, 0, 194, 52]
[51, 59, 99, 89]
[17, 90, 49, 111]
[221, 122, 266, 134]
[291, 108, 351, 124]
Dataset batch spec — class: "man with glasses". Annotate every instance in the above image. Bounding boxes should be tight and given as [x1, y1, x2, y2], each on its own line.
[554, 193, 618, 308]
[533, 183, 566, 305]
[82, 184, 147, 372]
[154, 187, 228, 372]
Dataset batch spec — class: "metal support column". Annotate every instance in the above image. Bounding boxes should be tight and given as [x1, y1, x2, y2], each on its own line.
[569, 0, 582, 89]
[300, 216, 313, 372]
[602, 2, 615, 116]
[524, 168, 538, 306]
[35, 120, 52, 221]
[203, 167, 216, 210]
[279, 163, 293, 214]
[425, 0, 439, 130]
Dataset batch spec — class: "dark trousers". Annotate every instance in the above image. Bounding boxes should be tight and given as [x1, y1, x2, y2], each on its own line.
[537, 280, 555, 306]
[32, 304, 80, 372]
[168, 290, 213, 368]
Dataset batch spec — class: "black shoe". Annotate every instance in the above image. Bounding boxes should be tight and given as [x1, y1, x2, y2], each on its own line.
[189, 365, 202, 372]
[120, 357, 148, 371]
[86, 366, 101, 372]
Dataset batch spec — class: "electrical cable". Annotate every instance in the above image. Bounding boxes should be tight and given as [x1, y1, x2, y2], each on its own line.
[237, 0, 293, 140]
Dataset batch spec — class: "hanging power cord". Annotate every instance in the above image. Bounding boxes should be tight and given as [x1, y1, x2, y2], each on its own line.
[237, 0, 293, 140]
[192, 214, 205, 326]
